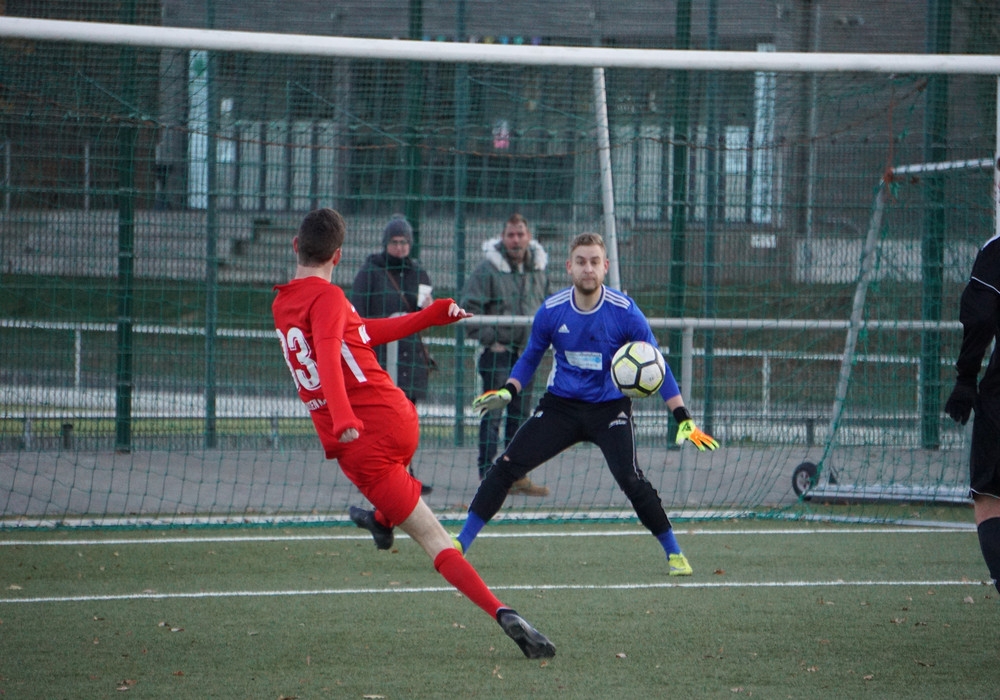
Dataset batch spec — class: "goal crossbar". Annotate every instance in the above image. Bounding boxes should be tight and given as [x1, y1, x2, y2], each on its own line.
[1, 17, 1000, 75]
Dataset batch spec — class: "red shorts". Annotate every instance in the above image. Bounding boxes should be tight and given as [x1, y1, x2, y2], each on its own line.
[331, 402, 422, 527]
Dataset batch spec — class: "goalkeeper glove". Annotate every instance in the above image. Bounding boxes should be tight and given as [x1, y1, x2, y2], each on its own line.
[945, 379, 977, 425]
[673, 407, 719, 451]
[473, 382, 517, 417]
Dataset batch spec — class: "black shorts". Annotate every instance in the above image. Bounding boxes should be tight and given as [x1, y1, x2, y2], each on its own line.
[970, 393, 1000, 498]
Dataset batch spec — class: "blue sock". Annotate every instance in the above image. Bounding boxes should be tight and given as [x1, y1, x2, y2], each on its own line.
[456, 511, 486, 553]
[656, 529, 681, 557]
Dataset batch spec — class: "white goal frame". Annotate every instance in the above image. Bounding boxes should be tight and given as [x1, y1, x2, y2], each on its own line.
[1, 17, 999, 75]
[1, 16, 997, 275]
[1, 17, 998, 508]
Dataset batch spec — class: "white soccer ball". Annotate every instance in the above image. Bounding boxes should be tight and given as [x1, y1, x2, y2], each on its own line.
[611, 341, 666, 398]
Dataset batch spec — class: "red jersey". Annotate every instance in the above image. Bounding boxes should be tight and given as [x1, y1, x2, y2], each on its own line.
[272, 276, 456, 457]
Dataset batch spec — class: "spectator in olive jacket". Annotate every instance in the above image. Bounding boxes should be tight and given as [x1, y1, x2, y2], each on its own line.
[461, 213, 550, 496]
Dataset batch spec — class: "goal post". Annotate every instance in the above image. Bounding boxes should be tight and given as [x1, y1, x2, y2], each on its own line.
[1, 16, 999, 528]
[1, 17, 999, 74]
[811, 156, 997, 504]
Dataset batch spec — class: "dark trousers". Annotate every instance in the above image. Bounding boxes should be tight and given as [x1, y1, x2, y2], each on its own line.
[477, 348, 528, 476]
[471, 392, 673, 536]
[970, 393, 1000, 497]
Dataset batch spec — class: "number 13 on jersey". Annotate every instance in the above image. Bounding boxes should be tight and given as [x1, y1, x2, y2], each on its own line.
[277, 327, 320, 391]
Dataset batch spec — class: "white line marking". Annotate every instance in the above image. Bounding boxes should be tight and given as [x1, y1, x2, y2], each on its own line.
[0, 508, 969, 530]
[0, 579, 989, 605]
[0, 526, 974, 546]
[1, 508, 741, 529]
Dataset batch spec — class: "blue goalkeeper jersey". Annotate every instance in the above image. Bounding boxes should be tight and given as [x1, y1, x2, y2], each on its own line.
[510, 285, 681, 403]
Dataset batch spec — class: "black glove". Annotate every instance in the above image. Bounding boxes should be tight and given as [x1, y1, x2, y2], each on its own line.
[945, 380, 977, 425]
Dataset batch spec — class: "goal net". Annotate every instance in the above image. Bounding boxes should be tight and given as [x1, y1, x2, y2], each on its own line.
[1, 16, 998, 527]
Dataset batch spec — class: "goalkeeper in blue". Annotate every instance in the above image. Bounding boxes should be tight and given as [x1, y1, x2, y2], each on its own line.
[454, 232, 718, 576]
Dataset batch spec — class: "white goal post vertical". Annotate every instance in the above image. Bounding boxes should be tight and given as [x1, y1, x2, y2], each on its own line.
[592, 67, 621, 290]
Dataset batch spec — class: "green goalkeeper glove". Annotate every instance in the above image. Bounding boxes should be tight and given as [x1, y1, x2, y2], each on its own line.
[672, 407, 719, 451]
[675, 420, 719, 451]
[472, 382, 517, 417]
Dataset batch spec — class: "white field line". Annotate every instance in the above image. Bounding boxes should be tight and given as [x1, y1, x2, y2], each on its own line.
[0, 527, 987, 604]
[0, 525, 976, 547]
[0, 579, 990, 605]
[0, 509, 716, 529]
[0, 509, 975, 530]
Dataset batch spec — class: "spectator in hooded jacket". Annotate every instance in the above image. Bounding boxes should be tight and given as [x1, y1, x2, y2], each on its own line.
[352, 216, 434, 402]
[460, 213, 550, 496]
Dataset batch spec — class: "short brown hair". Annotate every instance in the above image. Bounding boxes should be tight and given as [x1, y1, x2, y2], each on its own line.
[297, 208, 346, 265]
[568, 232, 605, 255]
[504, 212, 529, 232]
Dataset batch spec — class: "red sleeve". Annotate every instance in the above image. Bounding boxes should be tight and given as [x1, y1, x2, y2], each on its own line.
[313, 288, 364, 439]
[363, 298, 459, 346]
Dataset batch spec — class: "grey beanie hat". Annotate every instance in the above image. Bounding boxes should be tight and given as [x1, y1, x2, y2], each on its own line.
[382, 216, 413, 247]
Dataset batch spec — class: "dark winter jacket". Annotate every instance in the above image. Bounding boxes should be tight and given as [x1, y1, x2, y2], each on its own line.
[351, 252, 433, 402]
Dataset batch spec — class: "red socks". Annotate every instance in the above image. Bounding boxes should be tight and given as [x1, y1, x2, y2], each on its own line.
[433, 547, 504, 617]
[374, 510, 393, 530]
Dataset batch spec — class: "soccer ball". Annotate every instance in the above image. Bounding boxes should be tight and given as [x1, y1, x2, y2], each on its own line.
[611, 341, 666, 398]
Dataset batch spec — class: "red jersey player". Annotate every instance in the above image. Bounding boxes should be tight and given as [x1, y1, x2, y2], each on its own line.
[272, 208, 555, 659]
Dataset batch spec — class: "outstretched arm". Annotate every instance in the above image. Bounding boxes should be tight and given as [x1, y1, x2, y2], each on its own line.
[363, 298, 472, 346]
